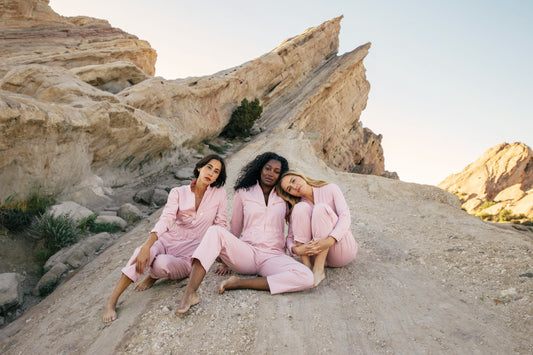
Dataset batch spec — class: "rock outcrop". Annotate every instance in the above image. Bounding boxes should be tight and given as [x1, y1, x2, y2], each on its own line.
[439, 142, 533, 219]
[0, 0, 156, 77]
[0, 2, 393, 207]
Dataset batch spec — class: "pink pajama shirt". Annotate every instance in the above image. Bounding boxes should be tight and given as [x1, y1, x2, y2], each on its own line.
[192, 182, 314, 294]
[287, 184, 358, 267]
[122, 181, 227, 282]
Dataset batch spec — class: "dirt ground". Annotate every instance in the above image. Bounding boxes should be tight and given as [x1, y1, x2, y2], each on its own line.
[0, 134, 531, 354]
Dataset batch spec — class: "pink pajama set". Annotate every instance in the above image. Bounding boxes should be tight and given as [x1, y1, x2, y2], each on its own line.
[287, 183, 358, 267]
[192, 182, 314, 294]
[121, 181, 227, 282]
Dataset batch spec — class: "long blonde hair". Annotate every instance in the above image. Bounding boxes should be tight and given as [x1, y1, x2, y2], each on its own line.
[276, 171, 328, 216]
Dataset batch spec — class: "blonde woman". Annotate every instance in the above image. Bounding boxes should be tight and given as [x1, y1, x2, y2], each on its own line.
[277, 171, 358, 286]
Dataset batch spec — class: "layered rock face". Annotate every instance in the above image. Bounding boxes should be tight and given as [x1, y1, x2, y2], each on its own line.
[0, 0, 156, 77]
[0, 0, 392, 206]
[438, 142, 533, 219]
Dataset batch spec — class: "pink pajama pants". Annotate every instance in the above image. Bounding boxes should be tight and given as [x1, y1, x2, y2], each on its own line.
[192, 226, 314, 294]
[121, 239, 192, 283]
[291, 202, 358, 267]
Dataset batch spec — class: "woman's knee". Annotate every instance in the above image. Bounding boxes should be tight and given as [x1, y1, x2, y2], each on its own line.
[312, 203, 333, 217]
[291, 202, 312, 221]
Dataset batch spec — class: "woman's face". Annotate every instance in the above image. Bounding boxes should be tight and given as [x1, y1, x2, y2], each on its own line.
[280, 174, 308, 197]
[260, 159, 282, 188]
[197, 159, 222, 185]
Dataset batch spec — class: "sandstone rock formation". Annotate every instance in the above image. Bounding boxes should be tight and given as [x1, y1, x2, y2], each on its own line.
[1, 2, 393, 207]
[439, 142, 533, 220]
[0, 0, 156, 77]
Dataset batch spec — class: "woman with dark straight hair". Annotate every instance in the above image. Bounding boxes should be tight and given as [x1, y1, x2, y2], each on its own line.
[103, 154, 227, 323]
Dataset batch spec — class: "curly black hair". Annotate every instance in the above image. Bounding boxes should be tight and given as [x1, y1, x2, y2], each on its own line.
[234, 152, 289, 191]
[193, 154, 227, 187]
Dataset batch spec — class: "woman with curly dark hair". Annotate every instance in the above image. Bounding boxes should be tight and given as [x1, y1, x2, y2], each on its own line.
[175, 152, 314, 315]
[103, 154, 227, 323]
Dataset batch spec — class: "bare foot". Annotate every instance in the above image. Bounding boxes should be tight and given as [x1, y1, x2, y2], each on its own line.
[102, 302, 117, 323]
[313, 270, 326, 287]
[218, 275, 239, 294]
[175, 291, 200, 315]
[134, 276, 156, 291]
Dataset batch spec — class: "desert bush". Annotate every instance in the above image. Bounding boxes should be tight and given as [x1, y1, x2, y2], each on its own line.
[32, 213, 79, 254]
[0, 192, 55, 231]
[476, 212, 493, 221]
[498, 209, 512, 222]
[478, 201, 497, 210]
[221, 98, 263, 138]
[90, 221, 121, 233]
[78, 214, 121, 234]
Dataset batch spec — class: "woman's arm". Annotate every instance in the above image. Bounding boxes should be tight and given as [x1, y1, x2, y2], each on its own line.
[229, 191, 244, 237]
[213, 188, 228, 228]
[151, 187, 181, 236]
[328, 184, 351, 242]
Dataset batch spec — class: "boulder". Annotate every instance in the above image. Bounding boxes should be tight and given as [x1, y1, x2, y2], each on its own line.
[49, 201, 94, 222]
[79, 232, 110, 255]
[151, 189, 169, 207]
[0, 273, 23, 313]
[133, 189, 153, 205]
[65, 247, 86, 269]
[174, 167, 194, 180]
[95, 215, 127, 230]
[43, 243, 77, 273]
[34, 263, 68, 296]
[117, 203, 143, 223]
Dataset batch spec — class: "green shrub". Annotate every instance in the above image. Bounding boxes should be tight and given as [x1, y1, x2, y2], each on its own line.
[221, 98, 263, 138]
[78, 214, 121, 234]
[498, 209, 512, 222]
[90, 221, 121, 234]
[32, 213, 79, 254]
[77, 214, 97, 234]
[476, 212, 493, 221]
[478, 201, 497, 211]
[0, 192, 55, 231]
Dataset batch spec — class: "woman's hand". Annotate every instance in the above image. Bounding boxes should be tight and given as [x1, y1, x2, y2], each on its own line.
[292, 242, 317, 256]
[215, 262, 230, 276]
[132, 232, 158, 274]
[132, 245, 150, 274]
[307, 237, 336, 254]
[293, 237, 336, 256]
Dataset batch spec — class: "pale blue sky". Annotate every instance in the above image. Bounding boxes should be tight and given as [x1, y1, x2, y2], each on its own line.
[50, 0, 532, 186]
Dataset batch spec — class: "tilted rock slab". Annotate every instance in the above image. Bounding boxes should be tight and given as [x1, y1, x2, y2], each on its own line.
[439, 142, 533, 218]
[0, 11, 391, 206]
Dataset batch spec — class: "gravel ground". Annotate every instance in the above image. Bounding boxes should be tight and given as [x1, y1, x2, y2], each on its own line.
[1, 135, 531, 354]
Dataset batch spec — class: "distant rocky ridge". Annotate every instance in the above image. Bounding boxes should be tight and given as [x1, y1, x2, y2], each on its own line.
[0, 0, 395, 208]
[0, 0, 156, 77]
[439, 142, 533, 220]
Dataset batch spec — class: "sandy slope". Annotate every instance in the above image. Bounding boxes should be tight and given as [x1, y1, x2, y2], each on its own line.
[1, 132, 531, 354]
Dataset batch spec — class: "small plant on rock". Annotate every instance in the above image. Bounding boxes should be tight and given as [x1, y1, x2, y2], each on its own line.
[221, 98, 263, 138]
[32, 213, 79, 256]
[78, 214, 121, 234]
